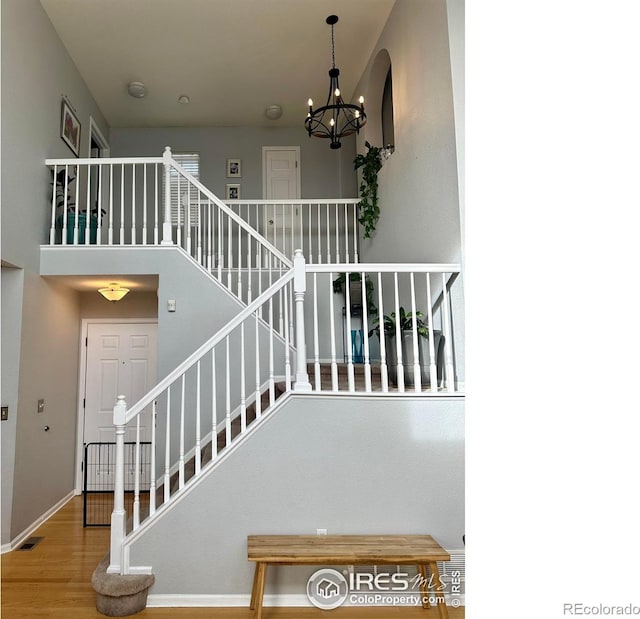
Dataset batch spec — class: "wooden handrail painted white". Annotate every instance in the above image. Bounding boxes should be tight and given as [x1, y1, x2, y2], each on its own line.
[307, 263, 461, 274]
[46, 157, 163, 165]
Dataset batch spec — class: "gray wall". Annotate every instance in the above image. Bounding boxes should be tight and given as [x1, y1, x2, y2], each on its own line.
[79, 290, 159, 320]
[0, 0, 109, 546]
[10, 273, 81, 541]
[110, 127, 358, 201]
[1, 0, 109, 271]
[129, 395, 464, 597]
[1, 268, 25, 546]
[354, 0, 462, 265]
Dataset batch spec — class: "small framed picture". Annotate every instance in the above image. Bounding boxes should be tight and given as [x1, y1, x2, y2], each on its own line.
[60, 99, 81, 157]
[226, 158, 242, 177]
[226, 184, 241, 200]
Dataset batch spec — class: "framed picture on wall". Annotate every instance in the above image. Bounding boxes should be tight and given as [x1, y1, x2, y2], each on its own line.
[226, 158, 242, 178]
[226, 184, 241, 200]
[60, 99, 81, 157]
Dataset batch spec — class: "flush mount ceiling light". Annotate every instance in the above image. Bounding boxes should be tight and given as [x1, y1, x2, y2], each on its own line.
[265, 104, 283, 120]
[127, 81, 147, 98]
[178, 95, 190, 105]
[305, 15, 366, 149]
[98, 283, 130, 302]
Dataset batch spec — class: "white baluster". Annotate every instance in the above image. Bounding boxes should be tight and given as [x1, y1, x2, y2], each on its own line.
[153, 164, 159, 245]
[164, 386, 171, 503]
[142, 164, 147, 245]
[162, 147, 173, 244]
[86, 162, 92, 245]
[237, 221, 242, 301]
[326, 203, 331, 264]
[329, 271, 338, 391]
[345, 273, 355, 392]
[362, 271, 372, 392]
[120, 164, 125, 245]
[394, 273, 405, 392]
[217, 206, 223, 278]
[74, 165, 80, 245]
[255, 310, 262, 419]
[353, 203, 359, 263]
[344, 203, 350, 264]
[225, 337, 231, 447]
[176, 174, 181, 248]
[185, 184, 191, 256]
[133, 416, 141, 529]
[49, 165, 57, 244]
[109, 164, 114, 245]
[317, 205, 322, 264]
[227, 217, 232, 290]
[195, 360, 201, 476]
[441, 273, 456, 392]
[178, 374, 185, 489]
[149, 401, 156, 516]
[108, 395, 127, 574]
[61, 165, 69, 245]
[335, 203, 340, 263]
[307, 206, 313, 264]
[410, 273, 422, 392]
[425, 274, 438, 392]
[96, 165, 103, 245]
[284, 283, 291, 391]
[313, 272, 321, 391]
[247, 235, 253, 304]
[240, 323, 247, 433]
[131, 164, 136, 245]
[293, 250, 312, 392]
[268, 297, 275, 406]
[211, 348, 218, 460]
[377, 272, 389, 392]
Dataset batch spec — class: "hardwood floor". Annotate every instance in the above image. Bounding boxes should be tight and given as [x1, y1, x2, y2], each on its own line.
[1, 497, 464, 618]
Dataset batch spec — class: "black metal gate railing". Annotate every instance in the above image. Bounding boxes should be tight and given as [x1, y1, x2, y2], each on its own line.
[83, 442, 152, 527]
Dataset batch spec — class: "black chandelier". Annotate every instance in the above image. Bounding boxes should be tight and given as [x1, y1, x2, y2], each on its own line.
[305, 15, 367, 150]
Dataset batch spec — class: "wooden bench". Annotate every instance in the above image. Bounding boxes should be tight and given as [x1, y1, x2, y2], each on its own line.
[247, 535, 450, 618]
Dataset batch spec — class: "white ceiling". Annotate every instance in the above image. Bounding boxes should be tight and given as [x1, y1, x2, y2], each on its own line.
[40, 0, 395, 129]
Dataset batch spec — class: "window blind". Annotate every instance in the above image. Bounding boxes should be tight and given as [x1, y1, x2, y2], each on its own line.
[169, 153, 200, 224]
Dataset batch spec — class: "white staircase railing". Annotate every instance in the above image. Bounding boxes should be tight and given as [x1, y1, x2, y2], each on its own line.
[302, 261, 462, 394]
[108, 265, 308, 574]
[45, 147, 292, 305]
[225, 199, 361, 264]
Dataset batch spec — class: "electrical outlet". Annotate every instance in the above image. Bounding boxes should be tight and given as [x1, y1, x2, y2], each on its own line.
[37, 399, 45, 413]
[1, 406, 8, 421]
[316, 528, 328, 536]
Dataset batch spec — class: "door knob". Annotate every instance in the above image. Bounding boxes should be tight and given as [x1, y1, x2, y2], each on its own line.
[44, 425, 50, 432]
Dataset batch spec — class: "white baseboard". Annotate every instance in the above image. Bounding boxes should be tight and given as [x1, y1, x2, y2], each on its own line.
[147, 593, 465, 608]
[1, 490, 75, 554]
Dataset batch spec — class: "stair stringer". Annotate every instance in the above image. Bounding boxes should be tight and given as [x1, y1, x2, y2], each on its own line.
[121, 394, 464, 601]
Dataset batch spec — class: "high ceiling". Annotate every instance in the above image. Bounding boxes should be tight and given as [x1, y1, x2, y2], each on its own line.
[40, 0, 395, 129]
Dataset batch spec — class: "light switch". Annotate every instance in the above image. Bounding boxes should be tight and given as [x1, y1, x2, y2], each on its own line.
[37, 399, 45, 413]
[167, 299, 176, 312]
[1, 406, 8, 421]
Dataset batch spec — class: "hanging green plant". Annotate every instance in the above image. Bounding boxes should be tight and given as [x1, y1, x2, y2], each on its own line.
[354, 141, 383, 239]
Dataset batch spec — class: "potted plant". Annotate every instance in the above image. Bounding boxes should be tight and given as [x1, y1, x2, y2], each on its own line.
[369, 307, 444, 387]
[332, 273, 377, 364]
[353, 141, 384, 239]
[52, 167, 104, 244]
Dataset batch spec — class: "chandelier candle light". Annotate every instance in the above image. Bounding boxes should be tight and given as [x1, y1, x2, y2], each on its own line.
[305, 15, 367, 149]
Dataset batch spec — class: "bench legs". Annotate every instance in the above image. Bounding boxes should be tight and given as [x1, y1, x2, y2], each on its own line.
[427, 561, 449, 619]
[250, 562, 267, 619]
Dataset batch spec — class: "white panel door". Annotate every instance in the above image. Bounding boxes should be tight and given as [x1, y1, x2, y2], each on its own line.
[83, 322, 157, 445]
[263, 147, 301, 258]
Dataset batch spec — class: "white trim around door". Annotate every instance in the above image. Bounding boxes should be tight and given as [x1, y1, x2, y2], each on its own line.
[74, 318, 157, 494]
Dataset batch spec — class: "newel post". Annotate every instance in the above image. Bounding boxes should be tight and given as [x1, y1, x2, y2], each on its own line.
[161, 146, 173, 245]
[108, 395, 127, 574]
[293, 250, 312, 392]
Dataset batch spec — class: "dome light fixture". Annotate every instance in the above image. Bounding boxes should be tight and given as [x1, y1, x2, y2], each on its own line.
[178, 95, 190, 105]
[127, 81, 147, 98]
[98, 283, 130, 302]
[305, 15, 366, 149]
[265, 104, 283, 120]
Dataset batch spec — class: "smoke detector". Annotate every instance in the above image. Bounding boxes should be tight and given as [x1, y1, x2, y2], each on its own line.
[127, 81, 147, 98]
